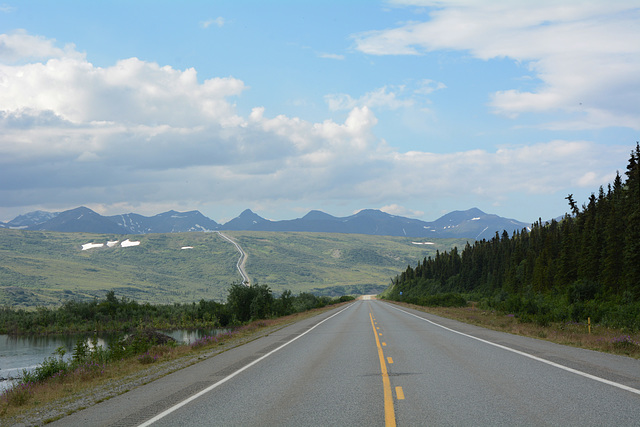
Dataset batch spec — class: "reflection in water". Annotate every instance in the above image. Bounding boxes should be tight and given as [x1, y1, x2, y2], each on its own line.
[0, 329, 227, 392]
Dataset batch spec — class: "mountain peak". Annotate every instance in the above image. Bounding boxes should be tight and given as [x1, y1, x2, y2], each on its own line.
[32, 206, 127, 234]
[353, 209, 390, 218]
[111, 210, 219, 233]
[466, 207, 486, 216]
[303, 210, 336, 220]
[6, 210, 59, 228]
[6, 205, 532, 239]
[221, 209, 268, 230]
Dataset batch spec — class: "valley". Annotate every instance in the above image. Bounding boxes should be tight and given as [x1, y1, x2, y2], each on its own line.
[0, 228, 468, 308]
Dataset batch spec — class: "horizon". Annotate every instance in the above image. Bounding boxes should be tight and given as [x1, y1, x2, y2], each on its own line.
[1, 205, 534, 226]
[2, 1, 638, 225]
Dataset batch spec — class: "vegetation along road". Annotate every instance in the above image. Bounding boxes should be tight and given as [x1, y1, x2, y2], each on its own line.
[215, 231, 250, 285]
[50, 299, 640, 426]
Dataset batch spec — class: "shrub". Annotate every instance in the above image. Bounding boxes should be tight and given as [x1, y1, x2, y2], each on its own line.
[1, 381, 35, 406]
[72, 337, 90, 362]
[22, 348, 69, 384]
[411, 293, 467, 308]
[73, 361, 106, 380]
[137, 352, 158, 364]
[611, 335, 639, 352]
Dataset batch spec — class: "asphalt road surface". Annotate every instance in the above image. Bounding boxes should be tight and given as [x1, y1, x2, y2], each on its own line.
[52, 300, 640, 426]
[215, 231, 250, 285]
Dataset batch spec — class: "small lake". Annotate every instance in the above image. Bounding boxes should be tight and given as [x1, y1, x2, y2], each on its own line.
[0, 329, 226, 392]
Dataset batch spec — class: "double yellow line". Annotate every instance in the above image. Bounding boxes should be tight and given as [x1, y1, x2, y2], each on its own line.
[369, 312, 396, 427]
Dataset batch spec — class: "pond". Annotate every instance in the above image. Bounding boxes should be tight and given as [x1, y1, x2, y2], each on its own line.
[0, 329, 227, 392]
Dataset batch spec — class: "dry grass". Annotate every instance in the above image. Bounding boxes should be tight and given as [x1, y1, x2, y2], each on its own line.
[0, 304, 344, 424]
[388, 301, 640, 359]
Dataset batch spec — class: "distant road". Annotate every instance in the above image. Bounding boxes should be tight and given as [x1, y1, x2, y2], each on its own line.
[215, 231, 250, 285]
[52, 300, 640, 426]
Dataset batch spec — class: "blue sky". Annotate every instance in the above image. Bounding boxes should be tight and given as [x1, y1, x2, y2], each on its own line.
[1, 1, 639, 224]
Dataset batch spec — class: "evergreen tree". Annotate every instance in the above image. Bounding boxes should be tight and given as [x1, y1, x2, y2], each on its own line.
[386, 144, 640, 329]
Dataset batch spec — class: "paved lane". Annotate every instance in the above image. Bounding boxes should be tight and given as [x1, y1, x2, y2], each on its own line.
[52, 300, 640, 426]
[147, 301, 383, 427]
[373, 302, 640, 426]
[215, 231, 250, 285]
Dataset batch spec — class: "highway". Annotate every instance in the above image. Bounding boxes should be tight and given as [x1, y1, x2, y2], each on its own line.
[52, 300, 640, 426]
[215, 231, 250, 285]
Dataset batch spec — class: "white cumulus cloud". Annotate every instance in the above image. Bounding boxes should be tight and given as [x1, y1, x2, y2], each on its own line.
[0, 30, 630, 223]
[354, 1, 640, 130]
[0, 30, 83, 62]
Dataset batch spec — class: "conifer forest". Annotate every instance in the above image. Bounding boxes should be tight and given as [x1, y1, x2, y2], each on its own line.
[385, 143, 640, 330]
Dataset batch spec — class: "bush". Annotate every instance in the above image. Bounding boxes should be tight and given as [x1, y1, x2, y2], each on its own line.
[227, 283, 274, 323]
[1, 382, 35, 406]
[22, 346, 69, 384]
[72, 337, 90, 363]
[137, 352, 159, 364]
[410, 293, 467, 308]
[611, 335, 639, 352]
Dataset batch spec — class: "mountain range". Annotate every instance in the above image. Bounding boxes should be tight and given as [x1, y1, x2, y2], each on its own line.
[0, 206, 531, 239]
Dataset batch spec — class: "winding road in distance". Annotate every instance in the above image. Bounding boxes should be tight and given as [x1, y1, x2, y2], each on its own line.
[215, 231, 250, 285]
[52, 300, 640, 426]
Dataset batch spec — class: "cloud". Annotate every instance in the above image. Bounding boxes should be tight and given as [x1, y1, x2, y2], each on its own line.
[325, 80, 445, 112]
[0, 56, 246, 126]
[326, 85, 412, 111]
[0, 31, 629, 222]
[317, 52, 345, 60]
[0, 4, 15, 13]
[0, 30, 83, 63]
[415, 79, 446, 95]
[353, 1, 640, 130]
[200, 17, 225, 28]
[380, 204, 424, 218]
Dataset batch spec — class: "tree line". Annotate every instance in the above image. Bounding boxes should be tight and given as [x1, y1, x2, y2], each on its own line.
[0, 286, 355, 334]
[384, 143, 640, 330]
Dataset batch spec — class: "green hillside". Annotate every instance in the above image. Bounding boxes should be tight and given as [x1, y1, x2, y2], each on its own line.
[231, 231, 466, 295]
[0, 230, 240, 307]
[0, 228, 467, 308]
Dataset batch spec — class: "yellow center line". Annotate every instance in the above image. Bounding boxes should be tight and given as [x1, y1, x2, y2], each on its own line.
[369, 312, 396, 427]
[396, 387, 405, 400]
[387, 357, 394, 364]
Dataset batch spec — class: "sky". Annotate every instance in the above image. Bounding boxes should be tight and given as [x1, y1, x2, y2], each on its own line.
[1, 0, 639, 225]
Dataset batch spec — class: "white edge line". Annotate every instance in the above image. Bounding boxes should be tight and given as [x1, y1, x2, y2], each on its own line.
[137, 303, 354, 427]
[387, 303, 640, 396]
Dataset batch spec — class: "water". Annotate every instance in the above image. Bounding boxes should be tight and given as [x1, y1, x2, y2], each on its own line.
[0, 329, 226, 392]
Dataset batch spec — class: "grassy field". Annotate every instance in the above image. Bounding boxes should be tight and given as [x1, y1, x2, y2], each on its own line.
[0, 230, 240, 307]
[0, 228, 469, 308]
[231, 231, 466, 295]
